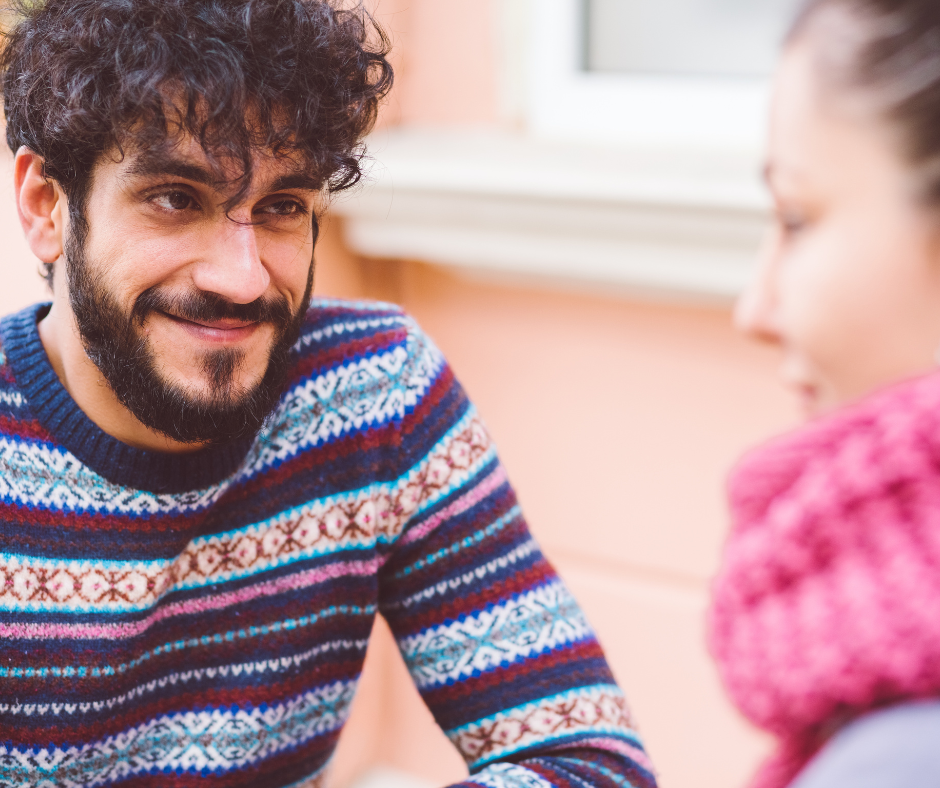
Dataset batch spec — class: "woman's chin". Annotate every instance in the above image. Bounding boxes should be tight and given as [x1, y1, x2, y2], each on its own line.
[793, 383, 825, 420]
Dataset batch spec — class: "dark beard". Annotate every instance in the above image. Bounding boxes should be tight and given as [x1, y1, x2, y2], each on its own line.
[64, 229, 313, 446]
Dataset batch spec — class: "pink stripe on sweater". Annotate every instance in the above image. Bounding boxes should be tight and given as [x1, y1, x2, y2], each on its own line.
[577, 737, 655, 773]
[0, 558, 380, 641]
[400, 465, 508, 546]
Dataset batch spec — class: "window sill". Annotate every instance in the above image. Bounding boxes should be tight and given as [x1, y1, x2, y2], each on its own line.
[331, 129, 770, 300]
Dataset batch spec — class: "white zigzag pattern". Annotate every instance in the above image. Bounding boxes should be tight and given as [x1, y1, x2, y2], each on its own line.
[257, 347, 412, 453]
[470, 764, 556, 788]
[390, 539, 539, 611]
[399, 581, 592, 689]
[304, 297, 401, 317]
[0, 638, 368, 717]
[242, 332, 444, 474]
[0, 326, 444, 515]
[294, 314, 409, 350]
[0, 442, 226, 515]
[0, 682, 357, 787]
[0, 388, 24, 409]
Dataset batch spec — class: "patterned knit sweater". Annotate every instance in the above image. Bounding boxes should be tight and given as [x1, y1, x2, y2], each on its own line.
[0, 299, 654, 788]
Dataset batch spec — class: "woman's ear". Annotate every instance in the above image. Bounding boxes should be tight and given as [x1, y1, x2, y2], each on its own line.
[13, 147, 66, 264]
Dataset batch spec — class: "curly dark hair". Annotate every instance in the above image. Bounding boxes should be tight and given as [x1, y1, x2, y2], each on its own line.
[1, 0, 393, 280]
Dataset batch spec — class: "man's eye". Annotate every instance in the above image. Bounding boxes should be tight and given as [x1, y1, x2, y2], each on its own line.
[259, 199, 307, 218]
[151, 191, 196, 211]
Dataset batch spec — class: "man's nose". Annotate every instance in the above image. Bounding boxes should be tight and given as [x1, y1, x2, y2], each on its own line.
[734, 231, 783, 344]
[191, 219, 271, 304]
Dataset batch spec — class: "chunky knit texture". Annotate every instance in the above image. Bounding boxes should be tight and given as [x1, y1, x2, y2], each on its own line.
[0, 300, 655, 788]
[709, 370, 940, 788]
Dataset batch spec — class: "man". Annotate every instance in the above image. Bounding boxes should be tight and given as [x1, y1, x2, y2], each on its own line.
[0, 1, 656, 787]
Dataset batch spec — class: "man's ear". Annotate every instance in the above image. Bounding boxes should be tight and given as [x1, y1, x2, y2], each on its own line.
[13, 147, 66, 264]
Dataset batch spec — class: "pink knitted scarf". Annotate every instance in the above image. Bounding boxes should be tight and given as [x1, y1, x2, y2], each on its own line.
[709, 370, 940, 788]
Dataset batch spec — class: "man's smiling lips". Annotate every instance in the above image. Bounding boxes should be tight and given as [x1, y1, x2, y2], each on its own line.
[159, 311, 261, 343]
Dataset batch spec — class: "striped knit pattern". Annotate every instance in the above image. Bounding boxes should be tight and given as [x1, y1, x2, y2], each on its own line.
[0, 299, 655, 788]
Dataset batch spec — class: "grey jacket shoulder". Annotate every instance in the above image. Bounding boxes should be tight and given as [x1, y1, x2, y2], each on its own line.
[792, 701, 940, 788]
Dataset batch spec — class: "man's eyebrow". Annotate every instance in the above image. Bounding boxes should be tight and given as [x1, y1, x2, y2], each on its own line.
[269, 172, 321, 192]
[125, 153, 221, 187]
[125, 154, 319, 194]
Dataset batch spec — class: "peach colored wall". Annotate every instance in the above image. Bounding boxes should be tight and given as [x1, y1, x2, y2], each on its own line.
[323, 4, 795, 788]
[369, 0, 500, 128]
[315, 253, 793, 788]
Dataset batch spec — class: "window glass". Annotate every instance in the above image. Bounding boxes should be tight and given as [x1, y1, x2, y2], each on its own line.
[585, 0, 801, 77]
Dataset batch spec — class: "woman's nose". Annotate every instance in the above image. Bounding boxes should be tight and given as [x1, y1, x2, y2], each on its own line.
[735, 232, 783, 344]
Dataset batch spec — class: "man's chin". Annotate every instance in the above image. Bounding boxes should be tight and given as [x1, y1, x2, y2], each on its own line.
[104, 322, 294, 444]
[131, 383, 279, 445]
[155, 372, 265, 406]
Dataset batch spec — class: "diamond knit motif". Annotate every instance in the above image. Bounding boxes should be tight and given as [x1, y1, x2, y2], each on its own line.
[0, 300, 655, 788]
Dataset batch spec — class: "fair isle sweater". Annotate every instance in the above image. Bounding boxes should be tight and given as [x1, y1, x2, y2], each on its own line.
[0, 299, 655, 788]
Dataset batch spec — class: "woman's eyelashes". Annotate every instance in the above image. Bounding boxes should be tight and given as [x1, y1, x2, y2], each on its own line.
[776, 205, 810, 241]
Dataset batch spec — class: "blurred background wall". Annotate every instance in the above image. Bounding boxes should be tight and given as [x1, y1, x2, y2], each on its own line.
[0, 2, 798, 787]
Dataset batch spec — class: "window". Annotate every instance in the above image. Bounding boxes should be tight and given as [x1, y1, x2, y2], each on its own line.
[336, 0, 775, 298]
[586, 0, 800, 77]
[528, 0, 796, 152]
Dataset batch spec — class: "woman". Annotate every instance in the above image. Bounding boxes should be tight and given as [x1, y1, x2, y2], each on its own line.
[708, 1, 940, 786]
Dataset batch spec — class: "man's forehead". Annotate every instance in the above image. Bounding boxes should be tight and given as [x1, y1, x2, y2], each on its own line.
[118, 137, 321, 194]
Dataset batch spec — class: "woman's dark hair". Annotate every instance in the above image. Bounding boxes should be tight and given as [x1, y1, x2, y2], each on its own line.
[790, 0, 940, 201]
[0, 0, 393, 281]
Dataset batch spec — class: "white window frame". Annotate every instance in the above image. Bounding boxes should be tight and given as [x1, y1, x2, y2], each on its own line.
[527, 0, 774, 155]
[334, 0, 774, 300]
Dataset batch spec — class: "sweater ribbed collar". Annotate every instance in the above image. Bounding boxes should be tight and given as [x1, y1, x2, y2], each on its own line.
[0, 303, 253, 494]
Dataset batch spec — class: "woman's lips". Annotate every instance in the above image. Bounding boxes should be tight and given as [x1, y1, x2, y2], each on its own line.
[795, 383, 819, 417]
[779, 355, 822, 418]
[783, 373, 822, 417]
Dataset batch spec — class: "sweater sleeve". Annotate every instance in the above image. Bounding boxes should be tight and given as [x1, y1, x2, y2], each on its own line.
[376, 324, 656, 788]
[791, 702, 940, 788]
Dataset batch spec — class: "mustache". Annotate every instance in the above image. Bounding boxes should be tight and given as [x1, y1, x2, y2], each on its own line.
[133, 288, 294, 327]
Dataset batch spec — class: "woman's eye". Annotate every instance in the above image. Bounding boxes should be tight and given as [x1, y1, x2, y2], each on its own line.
[151, 190, 196, 212]
[777, 210, 807, 237]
